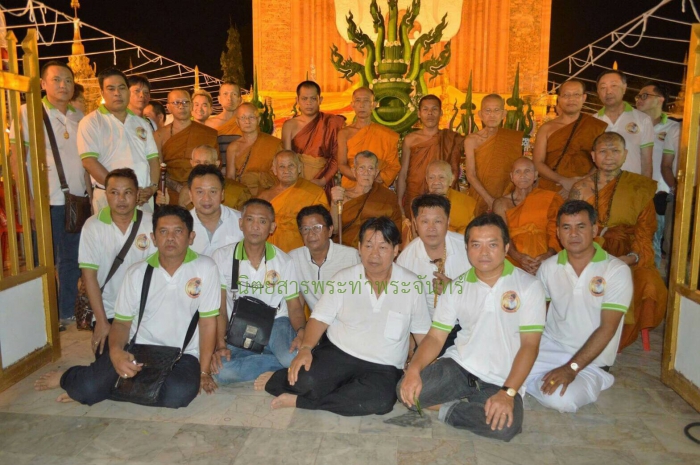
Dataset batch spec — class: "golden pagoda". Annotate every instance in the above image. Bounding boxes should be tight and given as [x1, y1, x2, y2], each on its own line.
[67, 0, 100, 113]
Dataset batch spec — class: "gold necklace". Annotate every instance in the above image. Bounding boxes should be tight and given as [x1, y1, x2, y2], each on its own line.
[54, 116, 69, 139]
[430, 244, 447, 307]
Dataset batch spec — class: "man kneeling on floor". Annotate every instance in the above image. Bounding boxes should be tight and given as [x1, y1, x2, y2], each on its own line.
[398, 213, 546, 441]
[255, 216, 431, 415]
[525, 200, 632, 412]
[34, 205, 220, 407]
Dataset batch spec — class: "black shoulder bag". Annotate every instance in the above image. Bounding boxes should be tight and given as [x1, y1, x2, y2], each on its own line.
[225, 242, 278, 354]
[111, 265, 200, 406]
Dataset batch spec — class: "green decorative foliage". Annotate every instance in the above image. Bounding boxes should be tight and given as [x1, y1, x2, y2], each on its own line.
[250, 68, 275, 135]
[503, 64, 535, 136]
[220, 24, 246, 88]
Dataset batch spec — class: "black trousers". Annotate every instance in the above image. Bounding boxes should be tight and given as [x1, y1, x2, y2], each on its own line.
[265, 337, 402, 416]
[60, 343, 200, 409]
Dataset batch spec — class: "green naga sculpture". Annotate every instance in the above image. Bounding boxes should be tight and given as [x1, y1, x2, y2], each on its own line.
[330, 0, 452, 133]
[450, 70, 479, 136]
[250, 67, 275, 135]
[503, 64, 535, 137]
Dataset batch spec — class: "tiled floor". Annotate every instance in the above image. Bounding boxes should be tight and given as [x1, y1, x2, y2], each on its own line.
[1, 325, 699, 464]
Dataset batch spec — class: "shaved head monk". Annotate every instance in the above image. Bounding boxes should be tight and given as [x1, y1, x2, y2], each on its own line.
[337, 87, 399, 189]
[282, 81, 345, 192]
[397, 95, 464, 218]
[206, 82, 243, 135]
[226, 102, 282, 196]
[464, 94, 524, 215]
[493, 157, 563, 274]
[533, 79, 607, 197]
[258, 150, 330, 252]
[426, 160, 476, 236]
[154, 89, 218, 205]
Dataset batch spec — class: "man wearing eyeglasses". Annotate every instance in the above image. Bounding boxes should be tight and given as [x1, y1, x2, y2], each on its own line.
[594, 70, 654, 178]
[225, 102, 282, 196]
[635, 82, 680, 271]
[533, 79, 608, 197]
[154, 89, 218, 205]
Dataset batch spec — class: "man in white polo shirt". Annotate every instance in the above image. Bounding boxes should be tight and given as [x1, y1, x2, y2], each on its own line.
[78, 67, 160, 213]
[258, 217, 431, 416]
[526, 200, 632, 413]
[399, 213, 545, 441]
[594, 70, 654, 178]
[289, 204, 360, 313]
[187, 164, 243, 256]
[397, 194, 470, 356]
[635, 82, 681, 269]
[211, 199, 305, 384]
[35, 205, 221, 406]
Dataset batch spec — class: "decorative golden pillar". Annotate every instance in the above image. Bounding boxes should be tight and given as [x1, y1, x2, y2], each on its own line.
[67, 1, 100, 113]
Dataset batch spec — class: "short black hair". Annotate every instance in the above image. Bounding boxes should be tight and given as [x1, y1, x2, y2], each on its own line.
[127, 74, 151, 91]
[557, 200, 598, 226]
[98, 67, 129, 90]
[596, 69, 627, 86]
[187, 163, 224, 189]
[41, 60, 74, 80]
[153, 205, 194, 234]
[359, 216, 401, 247]
[642, 81, 670, 110]
[411, 194, 451, 218]
[147, 100, 166, 120]
[296, 204, 333, 229]
[72, 83, 84, 100]
[465, 213, 510, 246]
[241, 198, 275, 221]
[418, 94, 442, 109]
[296, 80, 321, 97]
[105, 167, 138, 191]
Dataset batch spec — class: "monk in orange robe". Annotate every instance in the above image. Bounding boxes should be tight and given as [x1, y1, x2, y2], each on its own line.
[258, 151, 329, 252]
[397, 95, 464, 218]
[465, 94, 524, 216]
[570, 131, 666, 350]
[206, 82, 242, 135]
[533, 79, 607, 196]
[330, 151, 402, 248]
[155, 89, 218, 205]
[494, 157, 562, 274]
[338, 88, 400, 189]
[226, 103, 281, 196]
[425, 160, 475, 235]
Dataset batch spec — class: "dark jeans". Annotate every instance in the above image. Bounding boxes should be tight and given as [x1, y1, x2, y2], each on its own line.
[265, 337, 403, 416]
[60, 345, 200, 409]
[397, 358, 524, 442]
[50, 205, 81, 319]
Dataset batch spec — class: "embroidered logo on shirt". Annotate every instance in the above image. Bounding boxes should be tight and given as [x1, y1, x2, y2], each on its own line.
[657, 131, 667, 142]
[501, 291, 520, 313]
[135, 126, 147, 141]
[185, 277, 202, 298]
[589, 276, 606, 296]
[265, 270, 280, 287]
[625, 122, 639, 134]
[135, 234, 149, 250]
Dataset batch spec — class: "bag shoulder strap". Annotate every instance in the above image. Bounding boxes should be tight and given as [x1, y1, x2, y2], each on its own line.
[129, 264, 154, 346]
[231, 242, 240, 291]
[551, 113, 583, 173]
[41, 106, 68, 191]
[101, 210, 143, 292]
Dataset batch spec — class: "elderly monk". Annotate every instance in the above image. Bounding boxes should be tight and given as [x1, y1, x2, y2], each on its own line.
[283, 81, 345, 191]
[206, 82, 242, 134]
[533, 79, 607, 197]
[191, 89, 214, 125]
[426, 160, 475, 235]
[397, 95, 464, 218]
[330, 151, 402, 248]
[338, 87, 399, 189]
[493, 157, 563, 274]
[226, 102, 282, 196]
[258, 151, 330, 252]
[570, 132, 666, 350]
[154, 89, 218, 205]
[465, 94, 524, 215]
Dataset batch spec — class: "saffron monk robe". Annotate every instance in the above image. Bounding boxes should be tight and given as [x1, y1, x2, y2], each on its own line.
[283, 81, 345, 196]
[570, 131, 667, 350]
[226, 102, 282, 196]
[330, 151, 402, 248]
[533, 79, 607, 197]
[337, 87, 400, 189]
[155, 89, 218, 205]
[397, 95, 464, 219]
[493, 157, 562, 275]
[465, 94, 524, 216]
[258, 151, 330, 253]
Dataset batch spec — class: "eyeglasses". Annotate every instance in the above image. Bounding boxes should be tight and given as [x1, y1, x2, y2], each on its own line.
[168, 100, 190, 107]
[635, 93, 662, 101]
[560, 93, 583, 100]
[299, 224, 324, 235]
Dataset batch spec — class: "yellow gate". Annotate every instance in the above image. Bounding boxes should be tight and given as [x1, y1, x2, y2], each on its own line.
[0, 29, 61, 392]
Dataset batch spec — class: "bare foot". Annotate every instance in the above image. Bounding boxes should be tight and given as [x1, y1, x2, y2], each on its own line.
[34, 371, 64, 391]
[56, 393, 75, 403]
[254, 371, 274, 391]
[270, 393, 297, 410]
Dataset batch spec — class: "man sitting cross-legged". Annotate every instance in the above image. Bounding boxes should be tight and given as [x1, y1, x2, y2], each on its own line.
[256, 217, 431, 416]
[398, 213, 545, 441]
[526, 200, 632, 413]
[35, 205, 221, 406]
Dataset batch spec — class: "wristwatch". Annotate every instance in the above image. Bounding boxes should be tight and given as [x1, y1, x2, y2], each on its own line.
[569, 362, 579, 373]
[500, 386, 517, 397]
